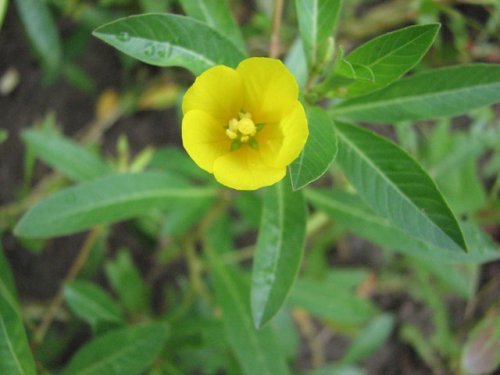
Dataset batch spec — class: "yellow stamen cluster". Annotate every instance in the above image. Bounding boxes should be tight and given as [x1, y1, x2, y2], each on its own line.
[226, 112, 257, 143]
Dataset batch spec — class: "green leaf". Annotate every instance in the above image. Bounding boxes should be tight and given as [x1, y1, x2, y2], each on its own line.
[340, 314, 394, 365]
[62, 323, 167, 375]
[295, 0, 342, 70]
[344, 24, 440, 97]
[0, 280, 37, 375]
[288, 277, 378, 327]
[179, 0, 246, 54]
[0, 0, 8, 30]
[251, 176, 307, 328]
[306, 189, 500, 263]
[285, 38, 308, 88]
[161, 196, 214, 236]
[105, 250, 148, 314]
[64, 280, 124, 329]
[334, 121, 466, 252]
[93, 14, 245, 75]
[22, 129, 111, 182]
[14, 172, 216, 238]
[206, 223, 290, 375]
[331, 64, 500, 123]
[0, 238, 17, 300]
[289, 106, 337, 190]
[150, 146, 210, 182]
[208, 267, 290, 375]
[14, 0, 62, 76]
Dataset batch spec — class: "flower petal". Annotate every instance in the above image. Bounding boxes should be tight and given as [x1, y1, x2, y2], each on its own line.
[258, 101, 308, 168]
[182, 110, 231, 173]
[237, 57, 298, 124]
[182, 65, 243, 123]
[213, 147, 286, 190]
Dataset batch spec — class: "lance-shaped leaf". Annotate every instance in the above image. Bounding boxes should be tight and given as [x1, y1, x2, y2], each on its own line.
[93, 14, 245, 75]
[62, 324, 167, 375]
[251, 175, 307, 328]
[179, 0, 246, 54]
[334, 122, 467, 252]
[64, 281, 124, 329]
[345, 23, 440, 97]
[15, 0, 61, 75]
[22, 129, 112, 182]
[295, 0, 343, 70]
[340, 314, 395, 365]
[206, 224, 290, 375]
[14, 172, 217, 238]
[331, 64, 500, 123]
[0, 280, 37, 375]
[290, 106, 337, 190]
[307, 189, 500, 263]
[288, 277, 378, 326]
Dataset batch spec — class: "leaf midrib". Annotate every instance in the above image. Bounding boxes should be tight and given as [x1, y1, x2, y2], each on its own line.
[0, 315, 25, 375]
[335, 126, 460, 249]
[258, 182, 286, 325]
[67, 288, 121, 323]
[333, 79, 499, 115]
[349, 25, 436, 69]
[34, 187, 215, 225]
[72, 329, 160, 375]
[0, 283, 27, 375]
[217, 265, 273, 374]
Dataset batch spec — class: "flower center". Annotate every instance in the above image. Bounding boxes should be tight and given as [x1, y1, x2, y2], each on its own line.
[225, 112, 263, 150]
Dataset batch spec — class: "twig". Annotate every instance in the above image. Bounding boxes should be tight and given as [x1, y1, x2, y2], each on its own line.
[184, 237, 211, 306]
[33, 227, 101, 346]
[270, 0, 285, 58]
[292, 308, 325, 368]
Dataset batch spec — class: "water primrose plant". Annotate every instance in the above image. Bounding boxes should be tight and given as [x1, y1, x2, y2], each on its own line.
[3, 0, 500, 374]
[182, 57, 308, 190]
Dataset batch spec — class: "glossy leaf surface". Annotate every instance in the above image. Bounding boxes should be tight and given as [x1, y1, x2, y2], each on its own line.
[345, 24, 440, 97]
[295, 0, 342, 69]
[179, 0, 245, 53]
[332, 64, 500, 123]
[334, 122, 466, 252]
[207, 225, 290, 375]
[307, 190, 500, 263]
[290, 106, 337, 190]
[251, 176, 307, 328]
[14, 172, 216, 238]
[93, 14, 245, 75]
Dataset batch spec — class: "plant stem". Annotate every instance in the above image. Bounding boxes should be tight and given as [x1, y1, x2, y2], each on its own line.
[33, 227, 101, 347]
[270, 0, 285, 58]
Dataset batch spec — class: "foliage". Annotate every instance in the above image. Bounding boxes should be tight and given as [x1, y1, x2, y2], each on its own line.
[1, 0, 500, 374]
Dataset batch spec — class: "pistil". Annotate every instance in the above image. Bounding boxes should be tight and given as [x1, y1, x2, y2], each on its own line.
[225, 112, 263, 150]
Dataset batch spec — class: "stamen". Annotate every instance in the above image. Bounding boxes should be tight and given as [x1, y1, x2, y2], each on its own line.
[226, 129, 238, 139]
[225, 111, 264, 151]
[237, 118, 256, 136]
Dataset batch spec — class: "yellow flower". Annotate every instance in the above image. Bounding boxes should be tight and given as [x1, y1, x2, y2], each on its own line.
[181, 57, 308, 190]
